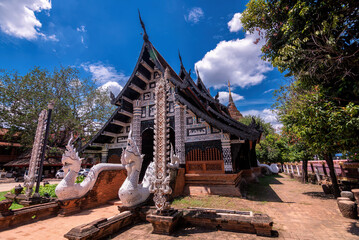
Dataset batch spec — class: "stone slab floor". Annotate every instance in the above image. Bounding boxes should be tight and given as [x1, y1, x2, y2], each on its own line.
[1, 173, 359, 240]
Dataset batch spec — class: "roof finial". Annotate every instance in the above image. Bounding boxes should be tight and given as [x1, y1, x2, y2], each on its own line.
[178, 49, 184, 69]
[195, 67, 202, 84]
[228, 80, 234, 103]
[195, 67, 200, 79]
[138, 10, 149, 42]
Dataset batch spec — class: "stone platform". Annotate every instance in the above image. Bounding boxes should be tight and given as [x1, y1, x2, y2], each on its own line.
[184, 171, 247, 197]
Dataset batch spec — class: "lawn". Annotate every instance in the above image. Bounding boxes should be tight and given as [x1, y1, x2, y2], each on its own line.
[171, 174, 284, 211]
[171, 195, 256, 212]
[0, 184, 58, 210]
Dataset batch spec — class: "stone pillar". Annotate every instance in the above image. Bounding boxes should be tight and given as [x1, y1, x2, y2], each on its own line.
[174, 102, 185, 166]
[101, 144, 109, 163]
[221, 134, 233, 173]
[132, 100, 142, 153]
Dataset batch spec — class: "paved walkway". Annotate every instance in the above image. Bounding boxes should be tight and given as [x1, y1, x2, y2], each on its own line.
[113, 174, 359, 240]
[1, 204, 119, 240]
[2, 173, 359, 239]
[0, 179, 61, 192]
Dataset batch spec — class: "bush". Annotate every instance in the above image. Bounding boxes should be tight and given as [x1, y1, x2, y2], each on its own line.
[39, 184, 57, 198]
[76, 175, 85, 183]
[9, 184, 58, 198]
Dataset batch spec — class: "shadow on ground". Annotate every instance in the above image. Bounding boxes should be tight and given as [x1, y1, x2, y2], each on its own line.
[347, 222, 359, 236]
[302, 191, 335, 200]
[247, 175, 286, 203]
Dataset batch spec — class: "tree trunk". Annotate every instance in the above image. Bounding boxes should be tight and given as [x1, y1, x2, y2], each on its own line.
[324, 153, 340, 198]
[302, 159, 308, 183]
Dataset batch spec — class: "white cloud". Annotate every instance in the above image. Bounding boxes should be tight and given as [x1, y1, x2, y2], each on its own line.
[39, 33, 58, 41]
[81, 62, 128, 95]
[242, 108, 283, 132]
[76, 25, 86, 32]
[217, 91, 244, 105]
[228, 13, 243, 32]
[99, 81, 123, 95]
[263, 89, 275, 94]
[0, 0, 54, 40]
[195, 11, 272, 89]
[185, 7, 204, 24]
[195, 30, 272, 89]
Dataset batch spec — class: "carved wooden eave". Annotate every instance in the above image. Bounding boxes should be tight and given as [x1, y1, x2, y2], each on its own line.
[175, 94, 260, 141]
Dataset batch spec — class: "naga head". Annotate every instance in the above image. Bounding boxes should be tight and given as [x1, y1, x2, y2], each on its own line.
[121, 125, 144, 172]
[62, 133, 83, 175]
[124, 125, 141, 156]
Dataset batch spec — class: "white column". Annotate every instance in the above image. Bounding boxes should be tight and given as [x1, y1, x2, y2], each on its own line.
[221, 134, 233, 173]
[296, 164, 301, 176]
[290, 164, 295, 174]
[174, 103, 185, 165]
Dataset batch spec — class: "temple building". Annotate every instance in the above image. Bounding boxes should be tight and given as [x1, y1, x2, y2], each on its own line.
[81, 17, 262, 181]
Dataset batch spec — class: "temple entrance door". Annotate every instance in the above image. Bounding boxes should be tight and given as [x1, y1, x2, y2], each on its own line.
[140, 128, 154, 182]
[169, 128, 175, 151]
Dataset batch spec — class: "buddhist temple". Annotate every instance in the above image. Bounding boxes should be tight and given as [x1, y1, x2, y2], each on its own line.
[81, 15, 262, 184]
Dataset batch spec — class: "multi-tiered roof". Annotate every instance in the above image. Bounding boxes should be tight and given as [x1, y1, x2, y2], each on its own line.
[81, 16, 261, 151]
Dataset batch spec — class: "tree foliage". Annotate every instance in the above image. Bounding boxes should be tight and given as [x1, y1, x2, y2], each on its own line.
[0, 66, 115, 148]
[275, 84, 359, 159]
[242, 0, 359, 102]
[239, 115, 274, 137]
[242, 0, 359, 196]
[256, 132, 287, 164]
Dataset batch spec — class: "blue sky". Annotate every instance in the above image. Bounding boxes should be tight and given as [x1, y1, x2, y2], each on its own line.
[0, 0, 286, 129]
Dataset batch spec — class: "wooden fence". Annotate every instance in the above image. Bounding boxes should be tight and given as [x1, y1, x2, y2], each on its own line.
[280, 160, 359, 183]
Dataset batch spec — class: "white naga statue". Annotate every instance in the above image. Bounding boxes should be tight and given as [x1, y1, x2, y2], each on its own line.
[257, 160, 279, 174]
[118, 126, 179, 207]
[56, 128, 177, 206]
[55, 135, 125, 200]
[118, 127, 154, 207]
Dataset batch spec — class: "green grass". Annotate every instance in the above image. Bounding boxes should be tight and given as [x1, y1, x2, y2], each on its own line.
[0, 190, 24, 210]
[171, 195, 256, 212]
[38, 184, 57, 198]
[9, 202, 24, 210]
[0, 190, 7, 201]
[0, 184, 58, 211]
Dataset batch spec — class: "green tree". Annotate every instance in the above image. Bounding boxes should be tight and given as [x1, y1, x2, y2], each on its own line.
[256, 132, 288, 164]
[242, 0, 359, 196]
[0, 66, 115, 149]
[276, 84, 359, 196]
[241, 0, 359, 102]
[240, 115, 287, 164]
[281, 130, 312, 183]
[239, 115, 274, 137]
